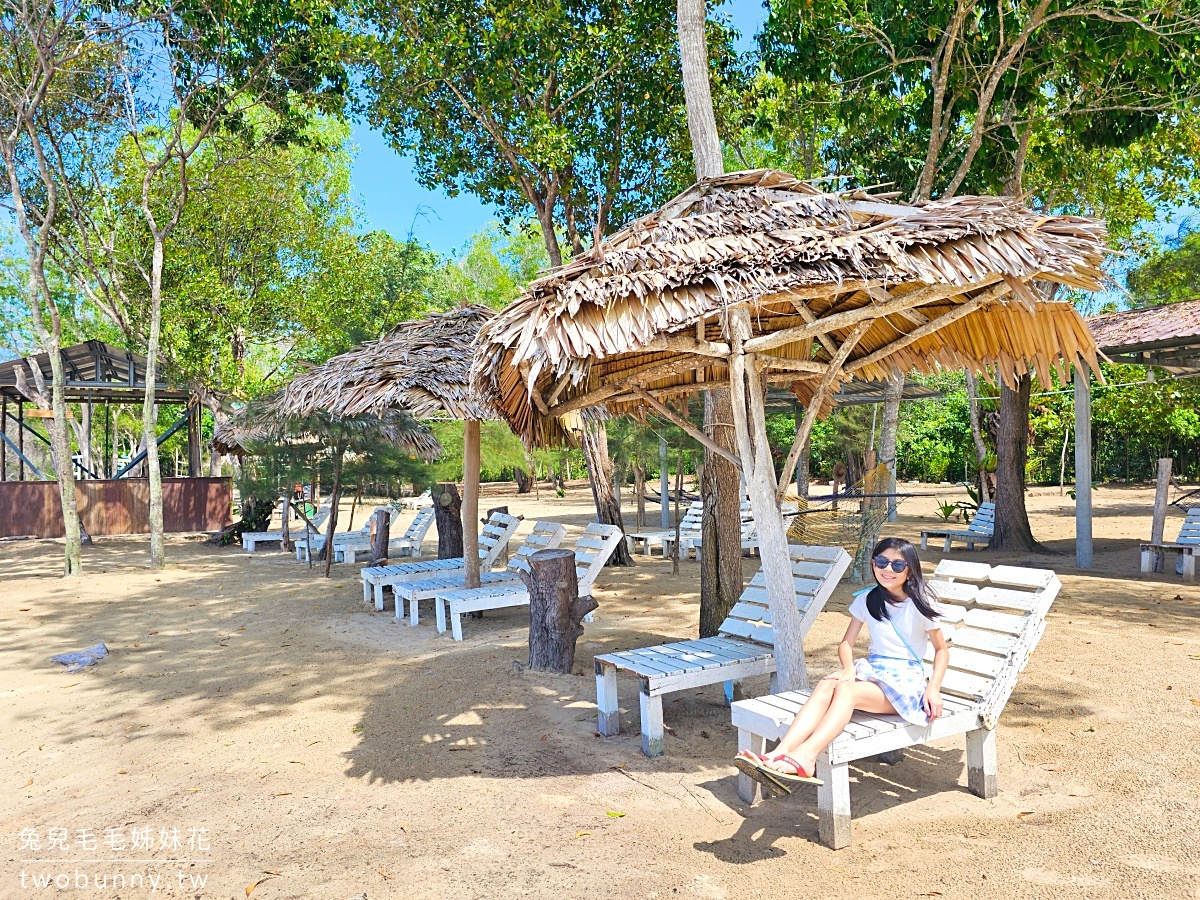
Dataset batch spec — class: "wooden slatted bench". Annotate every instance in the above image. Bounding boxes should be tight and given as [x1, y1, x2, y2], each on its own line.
[594, 545, 852, 757]
[626, 502, 703, 557]
[337, 506, 436, 563]
[360, 511, 520, 609]
[730, 559, 1060, 849]
[394, 521, 566, 624]
[434, 523, 626, 641]
[1141, 508, 1200, 580]
[921, 501, 995, 552]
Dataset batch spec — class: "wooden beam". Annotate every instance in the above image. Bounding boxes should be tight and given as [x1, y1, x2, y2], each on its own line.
[462, 418, 481, 588]
[744, 282, 974, 353]
[550, 354, 708, 416]
[776, 320, 872, 502]
[789, 298, 840, 358]
[649, 331, 732, 357]
[545, 370, 575, 408]
[844, 282, 1011, 374]
[630, 387, 742, 471]
[757, 356, 828, 375]
[866, 285, 929, 325]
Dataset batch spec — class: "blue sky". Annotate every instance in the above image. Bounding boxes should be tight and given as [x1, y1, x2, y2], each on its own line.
[347, 0, 768, 256]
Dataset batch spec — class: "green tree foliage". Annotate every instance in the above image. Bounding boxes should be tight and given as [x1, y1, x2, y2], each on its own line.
[353, 0, 731, 265]
[1127, 233, 1200, 307]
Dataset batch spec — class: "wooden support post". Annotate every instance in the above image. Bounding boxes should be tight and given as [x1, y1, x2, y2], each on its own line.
[18, 401, 24, 481]
[186, 401, 201, 477]
[596, 662, 619, 736]
[1074, 363, 1093, 568]
[1149, 458, 1172, 573]
[1, 396, 6, 481]
[660, 437, 669, 528]
[525, 548, 596, 674]
[816, 753, 852, 849]
[966, 728, 998, 798]
[280, 495, 291, 551]
[463, 418, 481, 588]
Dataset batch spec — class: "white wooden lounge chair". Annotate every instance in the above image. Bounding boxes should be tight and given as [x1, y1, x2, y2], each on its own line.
[393, 521, 567, 624]
[242, 503, 330, 552]
[434, 523, 626, 641]
[336, 507, 436, 564]
[294, 508, 389, 562]
[921, 501, 995, 552]
[685, 517, 760, 562]
[398, 488, 433, 511]
[360, 511, 521, 608]
[626, 501, 702, 556]
[1141, 507, 1200, 580]
[594, 544, 851, 757]
[730, 559, 1061, 849]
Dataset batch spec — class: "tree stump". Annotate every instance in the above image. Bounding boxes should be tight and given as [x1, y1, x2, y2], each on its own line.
[435, 482, 464, 559]
[369, 508, 391, 566]
[524, 549, 596, 674]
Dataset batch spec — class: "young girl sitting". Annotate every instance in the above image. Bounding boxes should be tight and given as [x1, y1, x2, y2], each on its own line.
[735, 536, 949, 789]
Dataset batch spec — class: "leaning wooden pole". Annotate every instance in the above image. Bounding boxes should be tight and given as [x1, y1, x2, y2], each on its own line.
[463, 418, 481, 588]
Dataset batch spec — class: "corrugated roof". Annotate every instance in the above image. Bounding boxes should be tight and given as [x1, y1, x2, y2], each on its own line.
[1087, 298, 1200, 351]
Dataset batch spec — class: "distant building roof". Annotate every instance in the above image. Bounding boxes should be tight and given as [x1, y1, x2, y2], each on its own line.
[0, 340, 190, 403]
[1086, 299, 1200, 372]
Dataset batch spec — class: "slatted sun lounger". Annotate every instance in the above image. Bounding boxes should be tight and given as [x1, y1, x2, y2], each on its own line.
[730, 559, 1061, 849]
[434, 523, 626, 641]
[625, 501, 703, 556]
[242, 503, 330, 552]
[294, 508, 389, 562]
[921, 501, 995, 552]
[360, 511, 521, 609]
[336, 506, 436, 564]
[397, 488, 433, 510]
[393, 521, 566, 624]
[594, 544, 852, 757]
[1141, 507, 1200, 580]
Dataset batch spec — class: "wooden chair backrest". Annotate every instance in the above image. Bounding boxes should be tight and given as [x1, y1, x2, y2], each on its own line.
[571, 523, 626, 589]
[1175, 508, 1200, 546]
[927, 559, 1061, 729]
[967, 502, 996, 534]
[717, 545, 853, 648]
[479, 512, 522, 567]
[402, 507, 436, 541]
[505, 521, 568, 574]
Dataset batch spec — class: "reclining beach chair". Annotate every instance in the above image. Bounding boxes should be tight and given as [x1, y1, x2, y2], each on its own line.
[360, 511, 521, 608]
[1140, 507, 1200, 580]
[625, 501, 703, 556]
[434, 523, 625, 641]
[242, 502, 330, 552]
[393, 521, 566, 624]
[594, 544, 852, 757]
[687, 517, 760, 562]
[336, 506, 436, 564]
[398, 488, 433, 511]
[294, 508, 390, 562]
[730, 559, 1060, 849]
[921, 501, 995, 552]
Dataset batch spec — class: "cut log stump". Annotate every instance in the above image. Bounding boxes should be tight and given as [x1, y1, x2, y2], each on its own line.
[525, 548, 597, 674]
[369, 508, 391, 566]
[435, 482, 464, 559]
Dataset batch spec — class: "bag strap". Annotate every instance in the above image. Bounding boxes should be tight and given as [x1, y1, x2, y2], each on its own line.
[887, 612, 925, 667]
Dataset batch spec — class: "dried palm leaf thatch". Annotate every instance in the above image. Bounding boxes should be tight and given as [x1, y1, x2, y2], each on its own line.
[274, 305, 496, 421]
[212, 393, 442, 461]
[473, 169, 1109, 447]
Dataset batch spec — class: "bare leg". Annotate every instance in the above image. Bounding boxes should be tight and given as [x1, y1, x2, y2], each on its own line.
[770, 681, 895, 776]
[766, 678, 839, 758]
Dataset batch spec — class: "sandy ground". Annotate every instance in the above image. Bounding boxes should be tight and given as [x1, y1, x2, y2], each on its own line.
[2, 481, 1199, 900]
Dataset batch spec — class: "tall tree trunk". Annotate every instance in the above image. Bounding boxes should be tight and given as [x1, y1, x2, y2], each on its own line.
[321, 443, 345, 578]
[47, 351, 82, 572]
[991, 374, 1041, 552]
[879, 371, 903, 522]
[965, 369, 991, 503]
[677, 0, 744, 633]
[142, 235, 166, 569]
[699, 389, 743, 637]
[580, 418, 632, 566]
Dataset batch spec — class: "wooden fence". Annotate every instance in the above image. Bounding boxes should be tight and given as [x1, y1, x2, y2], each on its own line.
[0, 477, 232, 539]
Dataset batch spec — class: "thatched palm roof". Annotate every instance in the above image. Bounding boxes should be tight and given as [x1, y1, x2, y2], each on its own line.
[474, 169, 1108, 446]
[274, 306, 495, 421]
[212, 395, 442, 461]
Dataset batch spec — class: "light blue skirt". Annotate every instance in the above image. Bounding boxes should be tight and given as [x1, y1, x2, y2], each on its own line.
[856, 654, 929, 726]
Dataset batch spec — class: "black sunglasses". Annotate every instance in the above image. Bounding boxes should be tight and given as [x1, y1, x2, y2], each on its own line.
[873, 555, 909, 573]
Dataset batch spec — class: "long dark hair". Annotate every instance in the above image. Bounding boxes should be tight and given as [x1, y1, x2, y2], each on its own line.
[865, 536, 939, 622]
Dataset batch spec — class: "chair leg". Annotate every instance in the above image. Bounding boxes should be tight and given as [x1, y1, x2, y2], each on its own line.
[435, 597, 447, 633]
[737, 729, 766, 804]
[1183, 551, 1196, 581]
[450, 604, 464, 641]
[639, 687, 664, 758]
[920, 533, 928, 550]
[596, 665, 619, 736]
[816, 753, 851, 849]
[966, 728, 998, 799]
[363, 578, 371, 604]
[943, 536, 951, 553]
[408, 593, 420, 626]
[374, 582, 385, 612]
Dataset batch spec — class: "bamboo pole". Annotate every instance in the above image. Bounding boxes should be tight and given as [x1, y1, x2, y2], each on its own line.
[463, 418, 481, 589]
